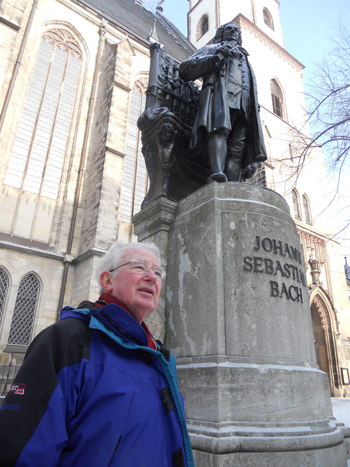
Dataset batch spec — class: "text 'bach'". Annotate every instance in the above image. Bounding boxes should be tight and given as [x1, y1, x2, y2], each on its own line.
[243, 236, 306, 303]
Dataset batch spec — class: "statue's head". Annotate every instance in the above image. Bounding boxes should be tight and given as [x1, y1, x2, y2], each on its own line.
[213, 22, 242, 45]
[159, 122, 174, 142]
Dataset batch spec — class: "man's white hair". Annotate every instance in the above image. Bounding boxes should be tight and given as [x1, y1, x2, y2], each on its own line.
[96, 241, 161, 283]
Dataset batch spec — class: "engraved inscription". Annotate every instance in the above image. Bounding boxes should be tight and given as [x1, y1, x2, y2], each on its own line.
[244, 236, 306, 303]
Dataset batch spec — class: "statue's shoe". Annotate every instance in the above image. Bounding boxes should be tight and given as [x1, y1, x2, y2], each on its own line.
[207, 172, 228, 183]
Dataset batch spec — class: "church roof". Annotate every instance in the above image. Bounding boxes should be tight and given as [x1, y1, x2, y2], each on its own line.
[77, 0, 196, 62]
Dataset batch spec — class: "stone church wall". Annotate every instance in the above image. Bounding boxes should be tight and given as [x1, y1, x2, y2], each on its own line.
[79, 39, 118, 254]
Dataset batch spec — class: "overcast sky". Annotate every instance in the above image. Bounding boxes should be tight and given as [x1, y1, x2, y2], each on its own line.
[159, 0, 350, 255]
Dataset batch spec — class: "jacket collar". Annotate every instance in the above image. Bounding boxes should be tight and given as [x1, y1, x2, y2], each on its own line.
[60, 303, 149, 347]
[90, 303, 149, 347]
[97, 294, 156, 349]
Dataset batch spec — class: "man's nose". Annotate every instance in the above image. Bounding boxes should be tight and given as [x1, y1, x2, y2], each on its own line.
[145, 267, 158, 281]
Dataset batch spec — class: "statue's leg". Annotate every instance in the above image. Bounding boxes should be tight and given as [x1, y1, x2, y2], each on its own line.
[225, 116, 248, 182]
[207, 131, 229, 182]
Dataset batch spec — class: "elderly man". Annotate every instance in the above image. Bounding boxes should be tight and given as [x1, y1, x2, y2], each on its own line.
[0, 242, 194, 467]
[179, 22, 267, 183]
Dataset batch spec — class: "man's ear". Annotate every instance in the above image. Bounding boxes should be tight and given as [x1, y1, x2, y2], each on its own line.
[100, 271, 114, 293]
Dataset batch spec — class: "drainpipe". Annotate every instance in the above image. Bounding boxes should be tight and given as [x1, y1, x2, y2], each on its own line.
[57, 24, 106, 317]
[215, 0, 220, 29]
[0, 0, 39, 133]
[251, 0, 257, 25]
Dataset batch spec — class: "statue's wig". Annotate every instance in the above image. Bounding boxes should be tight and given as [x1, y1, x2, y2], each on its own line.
[213, 22, 242, 45]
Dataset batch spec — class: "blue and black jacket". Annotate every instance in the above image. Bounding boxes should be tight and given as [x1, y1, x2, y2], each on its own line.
[0, 301, 194, 467]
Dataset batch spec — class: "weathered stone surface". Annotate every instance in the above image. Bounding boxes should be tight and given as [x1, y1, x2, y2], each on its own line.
[166, 182, 314, 360]
[133, 196, 177, 341]
[192, 442, 347, 467]
[164, 182, 349, 466]
[79, 39, 118, 254]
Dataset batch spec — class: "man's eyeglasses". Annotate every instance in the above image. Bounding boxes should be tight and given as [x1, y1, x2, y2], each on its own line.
[110, 259, 166, 281]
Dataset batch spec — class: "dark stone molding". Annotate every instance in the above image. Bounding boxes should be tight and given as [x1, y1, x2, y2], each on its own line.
[0, 233, 63, 261]
[114, 80, 131, 92]
[3, 345, 27, 354]
[106, 146, 125, 157]
[71, 247, 106, 264]
[0, 16, 21, 31]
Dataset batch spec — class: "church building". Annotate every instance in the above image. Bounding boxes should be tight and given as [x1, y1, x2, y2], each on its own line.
[0, 0, 349, 398]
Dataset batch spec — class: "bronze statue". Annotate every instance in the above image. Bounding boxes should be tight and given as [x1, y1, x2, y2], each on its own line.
[137, 25, 268, 206]
[179, 22, 267, 182]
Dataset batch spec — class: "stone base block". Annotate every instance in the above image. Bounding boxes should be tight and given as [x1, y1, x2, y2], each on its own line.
[177, 356, 332, 424]
[162, 182, 349, 465]
[193, 441, 348, 467]
[178, 357, 350, 465]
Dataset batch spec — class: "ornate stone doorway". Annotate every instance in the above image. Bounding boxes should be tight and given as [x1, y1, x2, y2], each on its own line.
[311, 294, 341, 397]
[311, 303, 330, 376]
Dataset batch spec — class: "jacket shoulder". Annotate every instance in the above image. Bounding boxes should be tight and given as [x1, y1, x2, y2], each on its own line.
[26, 317, 92, 372]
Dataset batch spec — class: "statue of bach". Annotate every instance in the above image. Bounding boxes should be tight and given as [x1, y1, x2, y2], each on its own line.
[179, 22, 267, 183]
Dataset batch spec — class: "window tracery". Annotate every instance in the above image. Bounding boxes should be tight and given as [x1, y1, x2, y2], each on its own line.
[263, 8, 274, 30]
[197, 15, 209, 40]
[8, 273, 40, 347]
[270, 79, 284, 119]
[119, 80, 149, 225]
[4, 28, 82, 200]
[43, 28, 83, 59]
[0, 268, 10, 328]
[302, 194, 312, 223]
[292, 189, 301, 218]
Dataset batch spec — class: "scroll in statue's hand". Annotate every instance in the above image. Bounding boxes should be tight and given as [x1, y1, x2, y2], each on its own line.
[214, 45, 230, 60]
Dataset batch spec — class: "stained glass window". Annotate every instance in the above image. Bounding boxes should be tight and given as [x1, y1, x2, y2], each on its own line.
[8, 273, 40, 346]
[119, 82, 148, 223]
[5, 29, 82, 200]
[270, 79, 284, 119]
[0, 268, 10, 328]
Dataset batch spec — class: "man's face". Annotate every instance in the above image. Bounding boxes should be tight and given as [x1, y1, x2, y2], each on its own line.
[222, 24, 240, 43]
[108, 247, 162, 323]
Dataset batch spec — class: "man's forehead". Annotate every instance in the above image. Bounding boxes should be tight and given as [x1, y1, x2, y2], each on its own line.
[120, 247, 159, 264]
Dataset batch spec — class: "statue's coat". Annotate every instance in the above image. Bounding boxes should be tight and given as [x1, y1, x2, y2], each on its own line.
[179, 42, 267, 169]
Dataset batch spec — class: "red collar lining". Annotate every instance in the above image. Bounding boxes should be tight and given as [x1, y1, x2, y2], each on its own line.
[97, 293, 157, 350]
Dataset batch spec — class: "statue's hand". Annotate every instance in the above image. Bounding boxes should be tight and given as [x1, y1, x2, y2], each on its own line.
[214, 45, 230, 58]
[209, 54, 221, 69]
[230, 51, 243, 59]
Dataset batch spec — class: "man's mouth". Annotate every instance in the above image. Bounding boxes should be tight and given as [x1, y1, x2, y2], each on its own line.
[139, 288, 154, 295]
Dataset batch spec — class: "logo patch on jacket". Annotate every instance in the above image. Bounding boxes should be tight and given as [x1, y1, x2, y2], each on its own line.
[9, 383, 26, 395]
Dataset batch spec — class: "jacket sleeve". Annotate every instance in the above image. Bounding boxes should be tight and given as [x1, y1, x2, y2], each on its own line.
[0, 318, 92, 467]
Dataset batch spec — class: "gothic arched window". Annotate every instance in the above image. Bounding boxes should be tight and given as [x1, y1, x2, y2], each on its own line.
[270, 79, 284, 119]
[302, 194, 311, 223]
[0, 268, 10, 327]
[263, 8, 274, 30]
[119, 80, 149, 227]
[5, 28, 82, 200]
[292, 189, 301, 219]
[8, 273, 40, 347]
[197, 15, 209, 40]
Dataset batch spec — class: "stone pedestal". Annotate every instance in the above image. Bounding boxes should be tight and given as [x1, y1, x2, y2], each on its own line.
[132, 197, 177, 342]
[163, 182, 349, 466]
